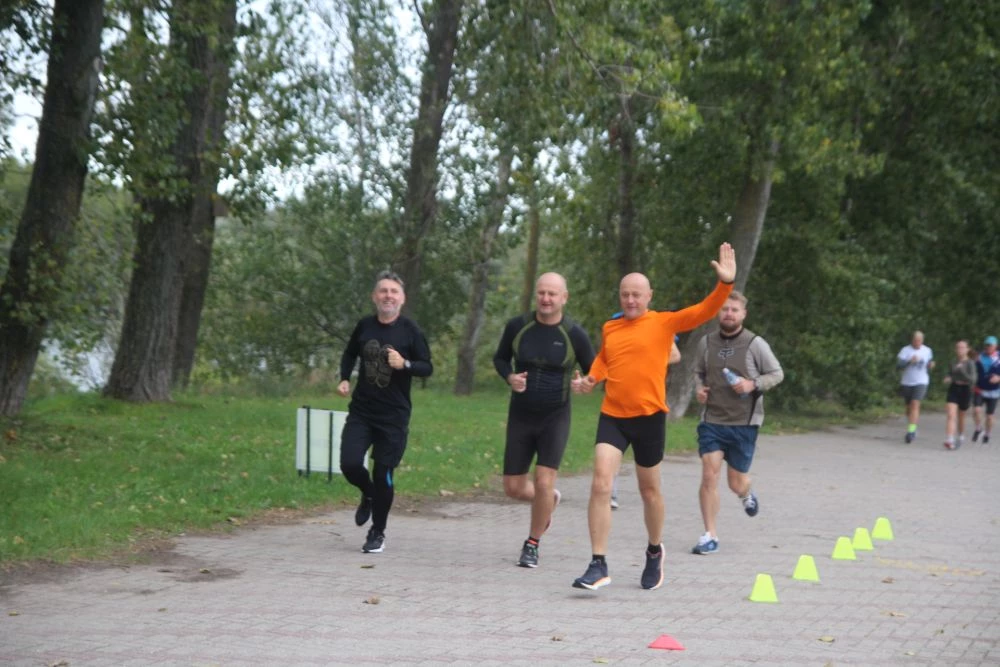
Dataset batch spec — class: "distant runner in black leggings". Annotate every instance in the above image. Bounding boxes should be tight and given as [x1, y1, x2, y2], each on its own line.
[337, 270, 433, 554]
[493, 272, 595, 569]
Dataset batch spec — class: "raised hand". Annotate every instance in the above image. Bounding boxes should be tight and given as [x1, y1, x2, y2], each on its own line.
[710, 242, 737, 284]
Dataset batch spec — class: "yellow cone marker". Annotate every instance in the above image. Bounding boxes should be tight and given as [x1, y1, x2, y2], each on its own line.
[872, 516, 894, 541]
[831, 536, 856, 560]
[792, 554, 820, 582]
[749, 573, 778, 602]
[853, 527, 874, 551]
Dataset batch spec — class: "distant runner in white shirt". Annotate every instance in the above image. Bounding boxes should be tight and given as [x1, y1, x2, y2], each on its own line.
[896, 330, 934, 444]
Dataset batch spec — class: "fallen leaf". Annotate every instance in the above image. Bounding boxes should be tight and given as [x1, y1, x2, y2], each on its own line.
[551, 635, 564, 642]
[439, 489, 455, 497]
[360, 564, 375, 569]
[593, 660, 609, 664]
[8, 611, 19, 616]
[4, 429, 16, 442]
[886, 611, 906, 617]
[363, 596, 380, 605]
[199, 568, 211, 574]
[904, 651, 916, 656]
[935, 628, 945, 635]
[48, 661, 69, 667]
[226, 517, 242, 525]
[882, 577, 895, 584]
[12, 536, 24, 545]
[818, 636, 835, 643]
[157, 607, 167, 612]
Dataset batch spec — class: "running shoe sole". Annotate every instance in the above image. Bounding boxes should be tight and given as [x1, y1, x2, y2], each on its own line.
[572, 576, 611, 590]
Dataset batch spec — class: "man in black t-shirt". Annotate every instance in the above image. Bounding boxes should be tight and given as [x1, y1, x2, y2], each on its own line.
[493, 272, 596, 568]
[337, 270, 433, 554]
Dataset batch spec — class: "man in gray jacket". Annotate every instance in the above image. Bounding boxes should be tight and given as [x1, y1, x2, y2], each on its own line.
[690, 291, 783, 555]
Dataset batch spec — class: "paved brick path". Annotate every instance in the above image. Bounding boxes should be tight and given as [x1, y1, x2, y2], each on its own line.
[2, 411, 999, 665]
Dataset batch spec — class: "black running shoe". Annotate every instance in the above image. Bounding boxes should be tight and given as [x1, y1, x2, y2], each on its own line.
[973, 429, 982, 443]
[572, 558, 610, 590]
[641, 545, 664, 590]
[517, 540, 539, 568]
[355, 495, 373, 526]
[362, 527, 385, 553]
[742, 490, 759, 517]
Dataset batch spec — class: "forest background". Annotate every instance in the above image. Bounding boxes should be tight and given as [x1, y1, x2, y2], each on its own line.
[1, 0, 997, 418]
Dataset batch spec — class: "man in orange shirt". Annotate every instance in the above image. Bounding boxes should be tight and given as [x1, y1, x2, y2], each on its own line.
[571, 243, 736, 591]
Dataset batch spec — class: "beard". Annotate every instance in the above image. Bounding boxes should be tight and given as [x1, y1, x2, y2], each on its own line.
[719, 321, 742, 334]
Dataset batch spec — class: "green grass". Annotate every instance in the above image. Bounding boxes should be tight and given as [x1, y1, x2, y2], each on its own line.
[0, 387, 893, 565]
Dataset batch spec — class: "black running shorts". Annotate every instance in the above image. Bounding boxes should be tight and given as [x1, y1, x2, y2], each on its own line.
[946, 384, 972, 411]
[595, 411, 667, 468]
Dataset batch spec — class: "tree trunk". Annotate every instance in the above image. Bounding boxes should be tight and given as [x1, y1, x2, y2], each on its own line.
[172, 0, 237, 390]
[394, 0, 462, 319]
[615, 102, 637, 276]
[105, 0, 234, 401]
[666, 142, 778, 419]
[519, 156, 541, 314]
[729, 140, 779, 292]
[454, 149, 513, 395]
[104, 200, 187, 401]
[0, 0, 103, 417]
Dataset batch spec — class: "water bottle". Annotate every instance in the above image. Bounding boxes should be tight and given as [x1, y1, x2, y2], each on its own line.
[722, 367, 748, 398]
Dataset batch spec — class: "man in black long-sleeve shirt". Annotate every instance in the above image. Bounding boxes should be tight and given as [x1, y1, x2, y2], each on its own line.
[337, 270, 433, 554]
[493, 272, 595, 568]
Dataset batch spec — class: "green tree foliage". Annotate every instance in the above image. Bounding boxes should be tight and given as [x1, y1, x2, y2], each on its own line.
[198, 176, 393, 380]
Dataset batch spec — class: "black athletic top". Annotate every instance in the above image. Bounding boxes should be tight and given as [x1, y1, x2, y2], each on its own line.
[339, 315, 433, 424]
[493, 313, 595, 413]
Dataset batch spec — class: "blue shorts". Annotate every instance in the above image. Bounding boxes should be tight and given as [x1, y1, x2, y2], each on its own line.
[697, 422, 759, 474]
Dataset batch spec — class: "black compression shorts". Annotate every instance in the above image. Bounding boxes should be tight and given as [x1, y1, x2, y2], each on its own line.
[503, 403, 572, 475]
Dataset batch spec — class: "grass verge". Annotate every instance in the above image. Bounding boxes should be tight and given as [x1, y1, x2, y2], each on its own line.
[0, 388, 897, 565]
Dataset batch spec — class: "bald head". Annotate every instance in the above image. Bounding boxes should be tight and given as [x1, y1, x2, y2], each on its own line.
[619, 272, 653, 320]
[536, 272, 568, 292]
[535, 272, 569, 324]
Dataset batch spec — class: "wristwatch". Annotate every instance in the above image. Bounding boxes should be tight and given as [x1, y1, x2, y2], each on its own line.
[404, 360, 412, 370]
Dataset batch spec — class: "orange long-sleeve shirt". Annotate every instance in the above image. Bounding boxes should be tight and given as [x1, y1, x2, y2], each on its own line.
[589, 281, 734, 417]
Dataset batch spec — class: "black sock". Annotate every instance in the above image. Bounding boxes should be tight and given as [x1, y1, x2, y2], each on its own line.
[648, 543, 662, 555]
[592, 554, 606, 564]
